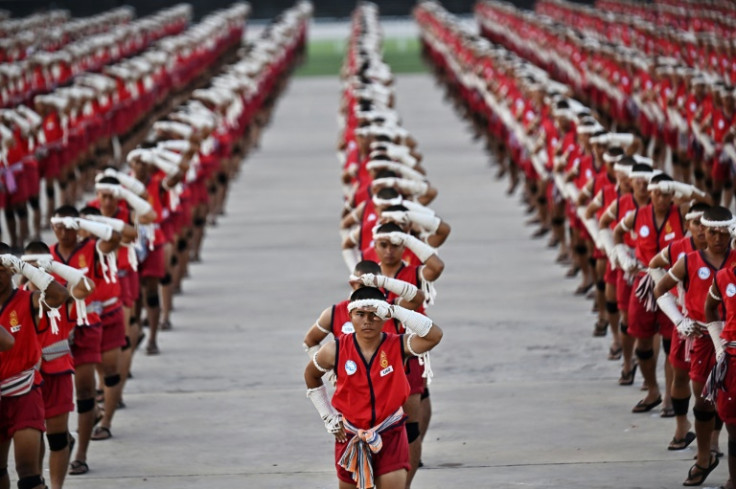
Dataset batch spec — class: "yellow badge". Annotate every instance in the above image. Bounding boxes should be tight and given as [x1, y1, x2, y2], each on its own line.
[665, 222, 672, 233]
[380, 351, 389, 369]
[9, 310, 18, 327]
[78, 254, 87, 269]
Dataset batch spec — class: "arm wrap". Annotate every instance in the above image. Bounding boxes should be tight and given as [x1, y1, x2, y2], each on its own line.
[84, 214, 125, 233]
[406, 211, 441, 234]
[656, 292, 685, 326]
[390, 305, 432, 337]
[76, 218, 114, 241]
[118, 186, 154, 216]
[372, 274, 418, 301]
[402, 234, 436, 263]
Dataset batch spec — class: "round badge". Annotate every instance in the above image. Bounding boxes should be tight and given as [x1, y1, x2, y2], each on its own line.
[639, 225, 650, 238]
[341, 321, 355, 334]
[697, 267, 711, 280]
[727, 283, 736, 297]
[345, 360, 357, 376]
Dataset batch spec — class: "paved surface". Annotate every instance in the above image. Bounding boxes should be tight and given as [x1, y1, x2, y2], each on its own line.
[14, 75, 723, 488]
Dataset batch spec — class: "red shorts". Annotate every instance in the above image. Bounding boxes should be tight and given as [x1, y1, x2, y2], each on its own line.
[711, 157, 732, 182]
[40, 372, 74, 419]
[24, 157, 40, 197]
[140, 245, 165, 279]
[6, 169, 28, 206]
[100, 306, 126, 353]
[689, 335, 716, 384]
[604, 261, 617, 286]
[669, 334, 690, 372]
[335, 424, 410, 484]
[717, 352, 736, 424]
[405, 356, 426, 396]
[0, 387, 45, 442]
[616, 270, 632, 312]
[627, 275, 674, 340]
[70, 323, 102, 366]
[119, 270, 140, 308]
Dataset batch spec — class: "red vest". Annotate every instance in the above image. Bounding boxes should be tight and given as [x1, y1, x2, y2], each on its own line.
[0, 289, 42, 384]
[668, 236, 696, 266]
[684, 250, 736, 322]
[633, 204, 683, 265]
[331, 300, 354, 337]
[332, 333, 410, 429]
[715, 266, 736, 343]
[359, 199, 378, 252]
[51, 239, 101, 326]
[37, 303, 74, 375]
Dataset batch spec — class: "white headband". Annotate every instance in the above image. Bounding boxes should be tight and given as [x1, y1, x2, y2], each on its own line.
[20, 253, 52, 262]
[347, 298, 389, 313]
[647, 181, 675, 193]
[684, 210, 705, 221]
[630, 170, 653, 181]
[701, 216, 736, 228]
[372, 195, 403, 207]
[605, 153, 624, 164]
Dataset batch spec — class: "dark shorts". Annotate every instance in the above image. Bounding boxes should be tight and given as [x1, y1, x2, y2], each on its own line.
[627, 275, 674, 340]
[717, 353, 736, 424]
[119, 270, 140, 308]
[100, 307, 126, 353]
[335, 423, 410, 484]
[70, 323, 102, 367]
[405, 356, 426, 396]
[41, 372, 74, 419]
[0, 387, 45, 442]
[689, 336, 716, 384]
[669, 335, 690, 372]
[140, 245, 165, 279]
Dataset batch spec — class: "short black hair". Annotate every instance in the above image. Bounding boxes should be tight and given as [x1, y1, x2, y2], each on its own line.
[0, 242, 11, 255]
[650, 173, 673, 184]
[53, 205, 79, 218]
[376, 188, 400, 200]
[354, 260, 381, 275]
[703, 205, 732, 222]
[350, 286, 385, 302]
[80, 206, 101, 216]
[24, 241, 50, 254]
[375, 222, 403, 234]
[97, 176, 120, 185]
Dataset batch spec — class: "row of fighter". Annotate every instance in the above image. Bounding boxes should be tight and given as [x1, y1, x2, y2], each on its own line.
[0, 3, 310, 489]
[477, 0, 736, 209]
[596, 0, 736, 33]
[417, 2, 736, 487]
[303, 3, 449, 489]
[0, 4, 192, 109]
[0, 3, 248, 254]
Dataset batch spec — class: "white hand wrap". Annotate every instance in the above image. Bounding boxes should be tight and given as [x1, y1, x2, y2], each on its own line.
[76, 218, 114, 241]
[706, 321, 726, 360]
[361, 273, 418, 301]
[50, 216, 79, 230]
[118, 186, 154, 216]
[614, 244, 638, 273]
[41, 260, 89, 290]
[597, 228, 615, 256]
[3, 255, 59, 330]
[389, 305, 433, 337]
[84, 214, 125, 233]
[401, 200, 434, 215]
[304, 343, 320, 360]
[648, 267, 666, 284]
[341, 248, 359, 272]
[406, 211, 441, 234]
[656, 292, 685, 329]
[395, 179, 429, 196]
[402, 234, 436, 263]
[107, 170, 146, 196]
[306, 384, 342, 434]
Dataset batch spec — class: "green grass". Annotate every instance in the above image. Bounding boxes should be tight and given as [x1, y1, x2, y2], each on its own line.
[295, 37, 426, 77]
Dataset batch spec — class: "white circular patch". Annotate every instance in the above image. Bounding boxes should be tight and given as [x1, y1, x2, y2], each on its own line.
[727, 283, 736, 297]
[639, 225, 650, 238]
[698, 267, 711, 280]
[341, 321, 355, 334]
[345, 360, 357, 376]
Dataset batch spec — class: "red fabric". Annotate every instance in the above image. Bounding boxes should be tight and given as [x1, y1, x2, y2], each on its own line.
[70, 324, 102, 367]
[632, 204, 684, 266]
[100, 307, 125, 353]
[41, 372, 74, 419]
[627, 274, 674, 340]
[335, 423, 410, 483]
[0, 289, 41, 384]
[0, 387, 45, 441]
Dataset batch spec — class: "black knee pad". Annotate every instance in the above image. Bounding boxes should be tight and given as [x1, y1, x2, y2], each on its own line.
[15, 207, 27, 219]
[3, 208, 13, 220]
[130, 315, 138, 326]
[77, 397, 95, 413]
[170, 255, 179, 267]
[588, 257, 596, 267]
[17, 475, 43, 489]
[58, 180, 68, 190]
[596, 281, 605, 292]
[46, 431, 69, 451]
[217, 172, 228, 185]
[160, 273, 172, 286]
[574, 244, 587, 256]
[620, 322, 629, 335]
[536, 196, 547, 205]
[122, 335, 131, 351]
[726, 179, 734, 190]
[729, 440, 736, 457]
[104, 374, 121, 387]
[177, 238, 188, 252]
[662, 338, 671, 355]
[0, 467, 6, 478]
[551, 217, 565, 226]
[194, 217, 206, 228]
[605, 301, 618, 314]
[405, 422, 420, 443]
[45, 185, 55, 198]
[694, 168, 706, 180]
[635, 348, 654, 360]
[671, 396, 690, 416]
[146, 294, 160, 308]
[693, 407, 715, 422]
[715, 413, 723, 430]
[29, 197, 39, 210]
[420, 387, 430, 400]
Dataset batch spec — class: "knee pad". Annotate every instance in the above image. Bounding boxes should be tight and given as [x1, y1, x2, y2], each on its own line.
[694, 168, 706, 180]
[58, 180, 68, 190]
[693, 407, 715, 422]
[420, 387, 430, 400]
[729, 440, 736, 457]
[3, 208, 13, 220]
[605, 301, 619, 314]
[726, 179, 734, 190]
[29, 197, 39, 210]
[551, 217, 565, 226]
[536, 196, 547, 205]
[130, 315, 138, 326]
[588, 257, 596, 267]
[405, 422, 420, 444]
[194, 217, 206, 228]
[596, 281, 605, 292]
[15, 207, 27, 219]
[635, 348, 654, 360]
[217, 172, 228, 185]
[45, 185, 55, 198]
[715, 413, 724, 430]
[207, 185, 217, 195]
[160, 273, 172, 286]
[77, 397, 95, 414]
[104, 374, 121, 387]
[671, 397, 690, 417]
[0, 467, 6, 478]
[17, 475, 44, 489]
[574, 244, 587, 256]
[46, 432, 69, 451]
[170, 255, 179, 268]
[177, 238, 188, 252]
[662, 338, 671, 355]
[146, 294, 160, 308]
[122, 336, 131, 351]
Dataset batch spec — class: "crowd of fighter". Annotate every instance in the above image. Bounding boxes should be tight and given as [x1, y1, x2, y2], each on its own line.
[303, 3, 449, 489]
[416, 0, 736, 487]
[0, 3, 311, 489]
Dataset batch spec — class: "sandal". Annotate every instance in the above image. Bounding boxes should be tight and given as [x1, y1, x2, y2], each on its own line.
[69, 460, 89, 475]
[660, 406, 676, 418]
[618, 364, 637, 385]
[91, 426, 112, 441]
[608, 345, 623, 360]
[632, 395, 662, 413]
[683, 454, 719, 486]
[593, 320, 608, 337]
[574, 282, 594, 296]
[668, 431, 696, 450]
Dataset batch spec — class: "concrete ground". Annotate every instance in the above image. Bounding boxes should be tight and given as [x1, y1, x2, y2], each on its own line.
[11, 75, 723, 488]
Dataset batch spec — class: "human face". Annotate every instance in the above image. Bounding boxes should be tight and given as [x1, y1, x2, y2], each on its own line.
[632, 177, 649, 197]
[651, 188, 674, 213]
[52, 219, 78, 248]
[706, 226, 731, 255]
[689, 218, 706, 245]
[374, 237, 403, 266]
[350, 307, 384, 340]
[97, 190, 118, 217]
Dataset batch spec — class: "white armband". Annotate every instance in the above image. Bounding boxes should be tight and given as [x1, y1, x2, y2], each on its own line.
[304, 343, 320, 359]
[118, 186, 153, 216]
[656, 292, 685, 326]
[667, 268, 682, 283]
[113, 171, 146, 196]
[84, 214, 125, 233]
[76, 218, 113, 241]
[341, 248, 359, 271]
[306, 384, 337, 418]
[648, 267, 665, 284]
[368, 274, 418, 301]
[46, 261, 88, 289]
[402, 234, 436, 263]
[406, 211, 441, 234]
[390, 305, 433, 337]
[395, 179, 429, 196]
